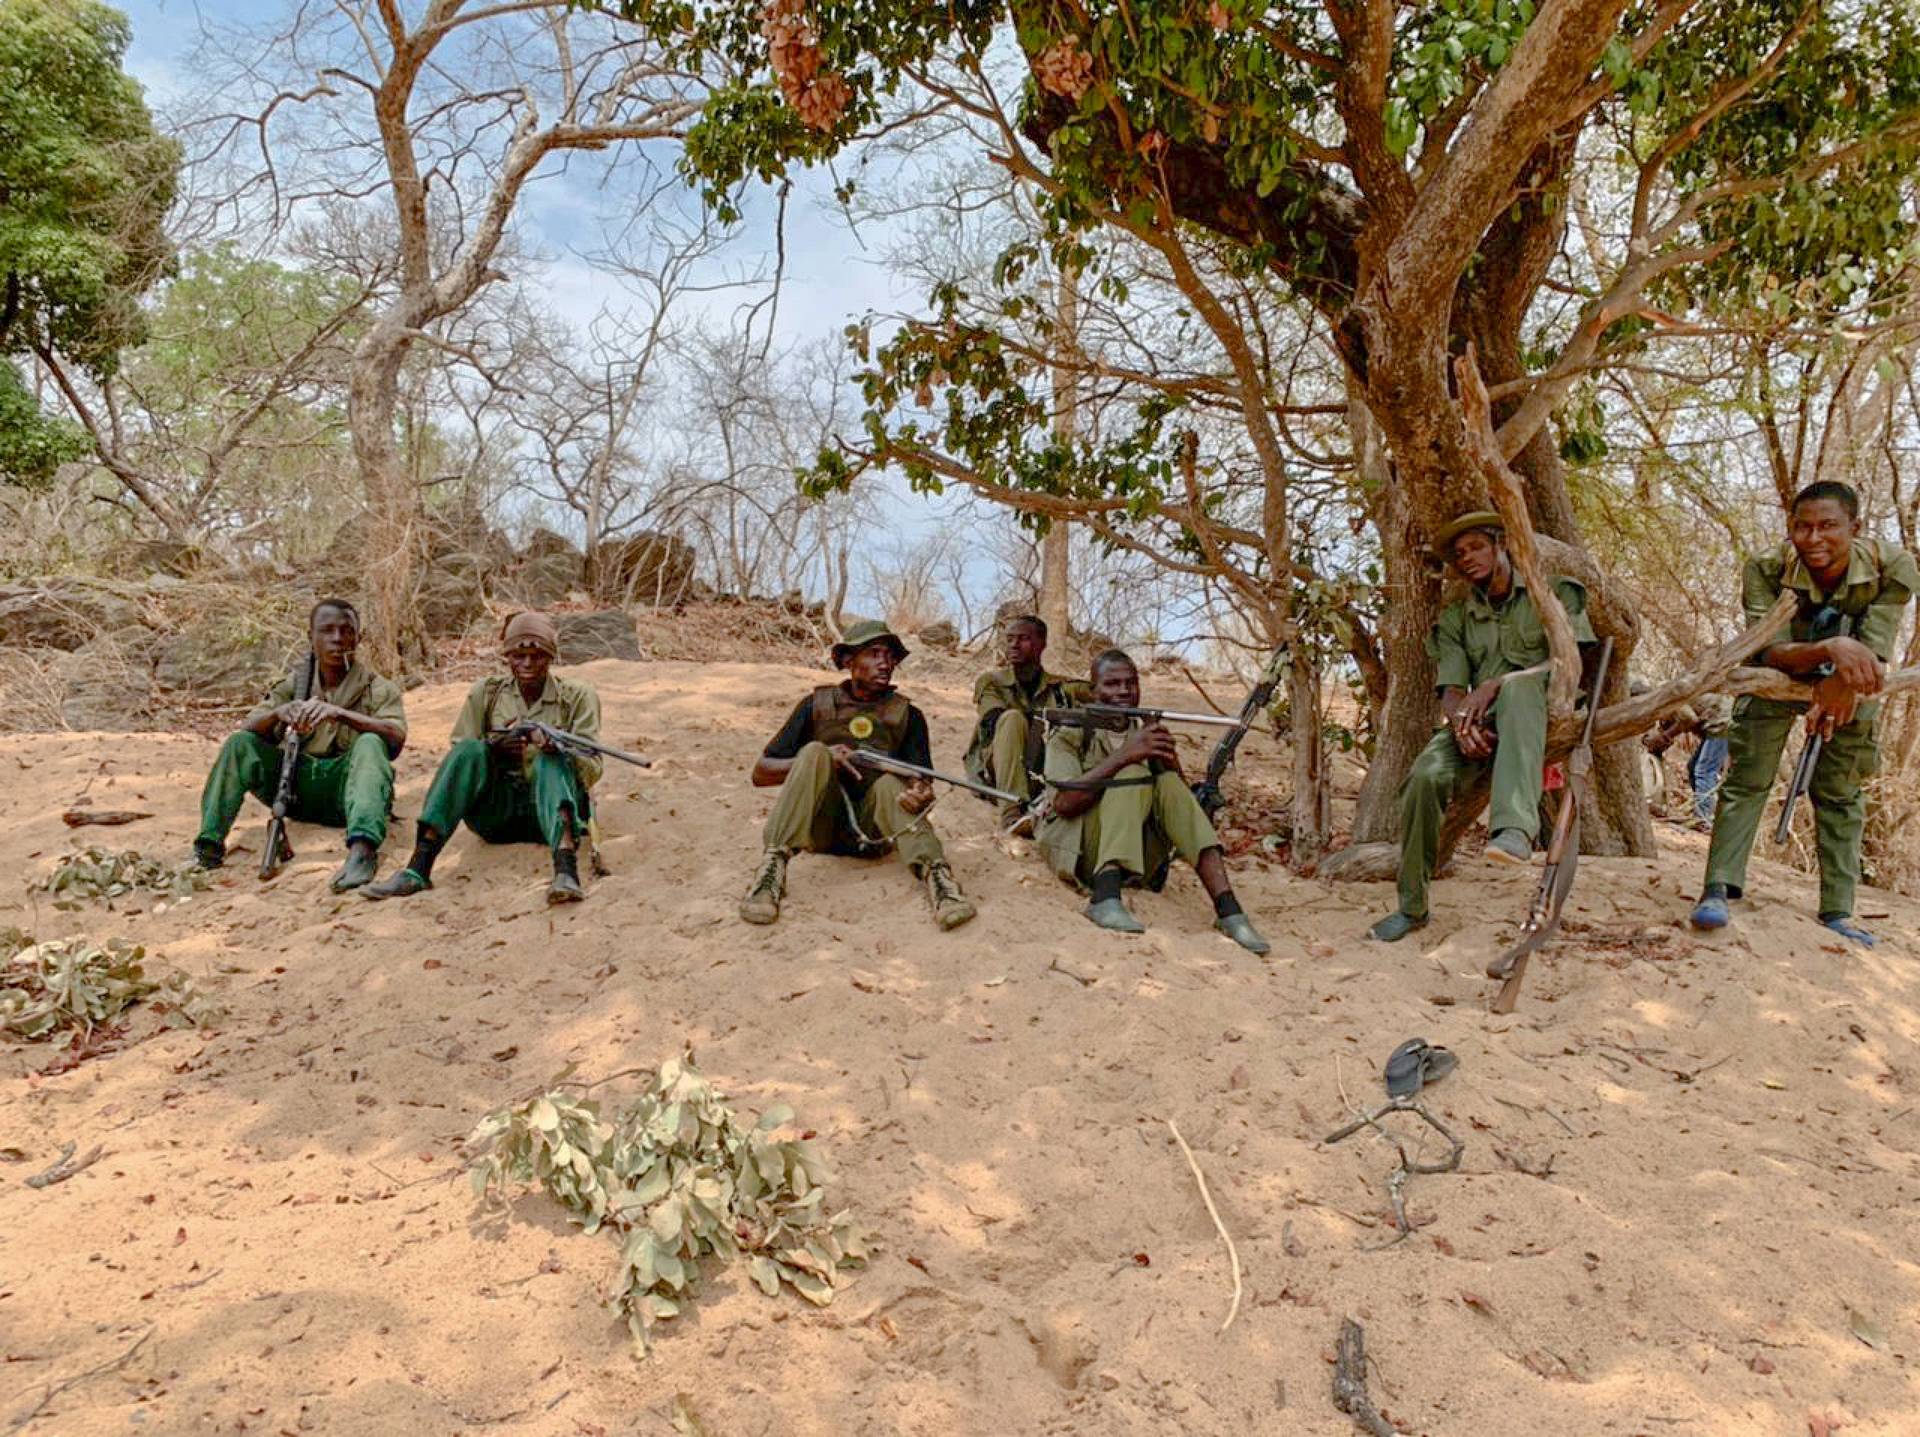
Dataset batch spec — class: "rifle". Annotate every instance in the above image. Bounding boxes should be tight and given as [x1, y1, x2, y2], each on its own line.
[848, 749, 1020, 805]
[1190, 647, 1287, 818]
[260, 650, 316, 880]
[1041, 703, 1243, 733]
[492, 719, 652, 770]
[1772, 605, 1852, 845]
[1485, 638, 1613, 1014]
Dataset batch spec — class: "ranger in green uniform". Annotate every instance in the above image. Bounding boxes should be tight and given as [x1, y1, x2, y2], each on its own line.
[193, 598, 407, 892]
[1038, 648, 1270, 954]
[363, 611, 601, 905]
[965, 614, 1087, 835]
[1369, 511, 1597, 943]
[739, 620, 976, 930]
[1691, 482, 1919, 946]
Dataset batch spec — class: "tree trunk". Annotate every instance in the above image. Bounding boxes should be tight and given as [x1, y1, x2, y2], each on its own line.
[1044, 264, 1079, 650]
[1289, 646, 1330, 863]
[348, 322, 420, 675]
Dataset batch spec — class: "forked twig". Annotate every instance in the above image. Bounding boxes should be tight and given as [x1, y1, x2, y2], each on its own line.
[1167, 1119, 1242, 1331]
[1331, 1317, 1395, 1437]
[1324, 1098, 1466, 1245]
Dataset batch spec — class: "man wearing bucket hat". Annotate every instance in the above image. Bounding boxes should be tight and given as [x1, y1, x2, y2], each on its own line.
[363, 611, 602, 904]
[740, 619, 977, 930]
[1367, 511, 1597, 943]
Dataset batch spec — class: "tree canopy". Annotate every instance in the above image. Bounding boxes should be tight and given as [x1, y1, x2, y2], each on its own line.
[0, 0, 179, 485]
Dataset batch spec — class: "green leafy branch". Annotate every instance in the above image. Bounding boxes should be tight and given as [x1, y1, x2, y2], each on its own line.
[0, 929, 224, 1040]
[467, 1052, 866, 1355]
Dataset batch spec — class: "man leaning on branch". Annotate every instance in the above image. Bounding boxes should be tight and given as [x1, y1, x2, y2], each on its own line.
[1690, 482, 1918, 946]
[364, 612, 601, 905]
[1037, 648, 1270, 955]
[739, 620, 976, 930]
[1369, 511, 1598, 943]
[966, 613, 1087, 836]
[194, 599, 406, 892]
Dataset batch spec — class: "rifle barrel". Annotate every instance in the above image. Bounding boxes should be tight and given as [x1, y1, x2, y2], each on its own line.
[1044, 704, 1241, 729]
[850, 750, 1020, 805]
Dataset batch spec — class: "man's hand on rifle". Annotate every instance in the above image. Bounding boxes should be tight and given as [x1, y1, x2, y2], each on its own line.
[898, 778, 935, 815]
[278, 699, 341, 734]
[828, 743, 866, 782]
[1119, 724, 1180, 772]
[1821, 636, 1883, 696]
[523, 723, 553, 754]
[1808, 674, 1862, 740]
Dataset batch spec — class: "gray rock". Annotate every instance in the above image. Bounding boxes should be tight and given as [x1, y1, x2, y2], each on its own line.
[53, 641, 154, 731]
[917, 620, 960, 651]
[501, 550, 582, 608]
[417, 557, 488, 636]
[0, 579, 143, 650]
[155, 620, 296, 702]
[556, 609, 641, 664]
[592, 531, 695, 605]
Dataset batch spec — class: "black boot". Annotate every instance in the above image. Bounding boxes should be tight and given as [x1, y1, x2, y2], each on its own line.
[192, 838, 226, 870]
[547, 847, 585, 905]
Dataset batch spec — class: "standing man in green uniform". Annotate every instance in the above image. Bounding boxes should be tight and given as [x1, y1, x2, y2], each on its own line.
[194, 598, 407, 892]
[363, 611, 600, 905]
[1691, 482, 1918, 946]
[1368, 511, 1598, 943]
[1038, 648, 1270, 954]
[966, 614, 1086, 835]
[739, 620, 976, 930]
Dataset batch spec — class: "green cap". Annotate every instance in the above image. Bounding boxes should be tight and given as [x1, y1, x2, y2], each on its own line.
[831, 620, 909, 669]
[1431, 510, 1504, 560]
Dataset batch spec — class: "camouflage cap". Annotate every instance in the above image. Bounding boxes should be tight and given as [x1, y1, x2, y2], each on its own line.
[831, 619, 910, 669]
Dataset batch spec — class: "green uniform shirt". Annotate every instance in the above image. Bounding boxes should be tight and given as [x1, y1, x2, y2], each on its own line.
[1428, 575, 1597, 692]
[452, 673, 604, 788]
[965, 666, 1088, 772]
[245, 659, 406, 759]
[1743, 538, 1919, 664]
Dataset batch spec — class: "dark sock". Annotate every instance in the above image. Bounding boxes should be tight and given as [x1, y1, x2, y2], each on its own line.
[407, 826, 447, 881]
[1817, 910, 1847, 923]
[553, 848, 580, 879]
[1091, 867, 1125, 905]
[1212, 891, 1243, 920]
[1701, 882, 1728, 901]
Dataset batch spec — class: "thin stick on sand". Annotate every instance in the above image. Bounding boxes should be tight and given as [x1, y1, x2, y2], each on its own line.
[1166, 1118, 1242, 1332]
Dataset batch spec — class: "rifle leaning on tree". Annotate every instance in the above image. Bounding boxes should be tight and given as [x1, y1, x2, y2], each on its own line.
[1772, 605, 1852, 845]
[1485, 637, 1614, 1015]
[260, 650, 317, 880]
[489, 719, 652, 770]
[847, 749, 1020, 805]
[1190, 647, 1288, 819]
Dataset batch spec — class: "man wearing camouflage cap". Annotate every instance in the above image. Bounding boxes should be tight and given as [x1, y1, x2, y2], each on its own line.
[740, 620, 976, 930]
[364, 610, 602, 905]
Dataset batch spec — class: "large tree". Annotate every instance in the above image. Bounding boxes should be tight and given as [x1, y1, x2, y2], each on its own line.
[0, 0, 178, 486]
[609, 0, 1920, 859]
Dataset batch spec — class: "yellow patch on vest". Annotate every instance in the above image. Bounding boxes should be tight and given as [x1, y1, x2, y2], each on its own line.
[849, 714, 875, 740]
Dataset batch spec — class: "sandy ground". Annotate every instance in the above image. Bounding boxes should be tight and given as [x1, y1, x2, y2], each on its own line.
[2, 657, 1917, 1436]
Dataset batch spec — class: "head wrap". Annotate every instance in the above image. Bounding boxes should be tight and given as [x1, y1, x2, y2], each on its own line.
[501, 610, 560, 658]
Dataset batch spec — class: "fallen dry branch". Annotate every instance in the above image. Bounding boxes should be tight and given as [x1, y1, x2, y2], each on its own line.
[1166, 1118, 1242, 1332]
[1331, 1317, 1395, 1437]
[8, 1326, 153, 1430]
[24, 1141, 106, 1189]
[60, 809, 154, 828]
[1324, 1098, 1466, 1245]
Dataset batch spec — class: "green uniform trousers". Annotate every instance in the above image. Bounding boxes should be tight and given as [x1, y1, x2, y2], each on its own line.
[985, 710, 1037, 803]
[1396, 675, 1548, 917]
[197, 730, 394, 849]
[1702, 700, 1877, 916]
[1065, 767, 1219, 887]
[417, 739, 586, 850]
[762, 741, 945, 870]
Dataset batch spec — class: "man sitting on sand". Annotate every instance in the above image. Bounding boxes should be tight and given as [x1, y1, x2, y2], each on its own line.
[1691, 481, 1918, 946]
[193, 598, 407, 892]
[1036, 648, 1269, 954]
[1368, 510, 1597, 943]
[364, 611, 601, 905]
[738, 620, 977, 930]
[965, 613, 1086, 835]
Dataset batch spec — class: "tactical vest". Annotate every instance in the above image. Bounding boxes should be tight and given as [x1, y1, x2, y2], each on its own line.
[809, 685, 911, 753]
